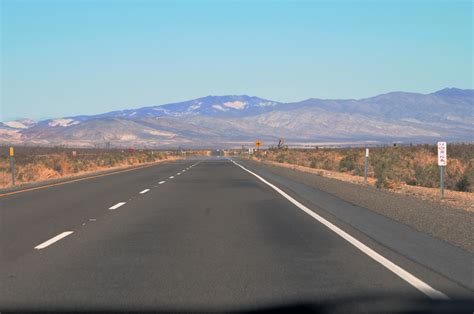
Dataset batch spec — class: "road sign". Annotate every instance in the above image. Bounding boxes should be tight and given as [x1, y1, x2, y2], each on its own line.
[9, 147, 14, 157]
[437, 142, 447, 166]
[437, 142, 447, 199]
[255, 141, 262, 148]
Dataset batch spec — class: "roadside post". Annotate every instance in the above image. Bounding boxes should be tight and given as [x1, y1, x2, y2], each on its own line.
[9, 146, 15, 186]
[364, 147, 369, 183]
[437, 142, 447, 199]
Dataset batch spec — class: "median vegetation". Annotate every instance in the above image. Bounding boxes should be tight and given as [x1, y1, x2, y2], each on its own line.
[253, 143, 473, 192]
[0, 146, 182, 189]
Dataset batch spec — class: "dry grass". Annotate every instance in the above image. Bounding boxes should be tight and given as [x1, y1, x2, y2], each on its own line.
[0, 146, 183, 188]
[254, 144, 474, 192]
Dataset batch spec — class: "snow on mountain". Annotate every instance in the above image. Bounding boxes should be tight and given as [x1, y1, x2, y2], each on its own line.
[212, 105, 228, 112]
[48, 119, 80, 127]
[4, 121, 28, 129]
[3, 119, 37, 129]
[84, 95, 281, 120]
[222, 101, 247, 109]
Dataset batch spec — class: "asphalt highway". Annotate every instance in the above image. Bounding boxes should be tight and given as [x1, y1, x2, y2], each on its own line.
[1, 157, 472, 312]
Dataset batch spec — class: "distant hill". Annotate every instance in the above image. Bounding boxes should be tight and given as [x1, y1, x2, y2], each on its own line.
[1, 88, 472, 148]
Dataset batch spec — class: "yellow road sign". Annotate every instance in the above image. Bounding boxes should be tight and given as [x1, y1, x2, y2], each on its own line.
[9, 147, 14, 157]
[255, 141, 262, 148]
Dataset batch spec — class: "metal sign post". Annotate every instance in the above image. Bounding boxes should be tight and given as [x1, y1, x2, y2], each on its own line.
[9, 147, 15, 186]
[437, 142, 447, 199]
[364, 147, 369, 183]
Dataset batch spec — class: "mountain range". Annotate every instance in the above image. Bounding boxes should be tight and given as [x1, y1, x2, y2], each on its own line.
[1, 88, 472, 148]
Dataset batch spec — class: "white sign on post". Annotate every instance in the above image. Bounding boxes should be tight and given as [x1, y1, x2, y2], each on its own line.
[437, 142, 447, 166]
[365, 148, 369, 157]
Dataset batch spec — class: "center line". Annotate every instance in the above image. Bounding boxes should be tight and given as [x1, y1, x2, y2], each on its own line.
[159, 181, 166, 184]
[109, 202, 126, 210]
[139, 189, 150, 194]
[34, 231, 74, 250]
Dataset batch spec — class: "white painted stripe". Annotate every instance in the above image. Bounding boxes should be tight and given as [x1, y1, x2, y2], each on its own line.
[139, 189, 150, 194]
[159, 181, 166, 184]
[34, 231, 74, 250]
[109, 202, 126, 210]
[177, 173, 181, 175]
[169, 176, 174, 179]
[230, 159, 449, 300]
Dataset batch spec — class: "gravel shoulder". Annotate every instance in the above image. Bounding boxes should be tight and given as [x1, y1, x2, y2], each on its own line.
[245, 159, 473, 253]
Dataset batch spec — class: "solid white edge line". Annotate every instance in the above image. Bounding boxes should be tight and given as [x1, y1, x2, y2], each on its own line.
[109, 202, 126, 210]
[139, 189, 150, 194]
[159, 181, 166, 184]
[34, 231, 74, 250]
[229, 158, 449, 300]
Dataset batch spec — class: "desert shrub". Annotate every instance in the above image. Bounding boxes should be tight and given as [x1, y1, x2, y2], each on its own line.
[322, 159, 337, 171]
[276, 153, 286, 163]
[339, 152, 358, 172]
[53, 162, 63, 174]
[455, 174, 471, 192]
[463, 163, 474, 192]
[146, 153, 155, 162]
[372, 151, 399, 188]
[413, 164, 439, 188]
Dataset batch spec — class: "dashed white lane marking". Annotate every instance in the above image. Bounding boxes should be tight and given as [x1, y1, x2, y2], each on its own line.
[34, 231, 74, 250]
[177, 173, 181, 175]
[139, 189, 150, 194]
[229, 159, 449, 300]
[159, 181, 166, 184]
[109, 202, 126, 210]
[169, 176, 174, 179]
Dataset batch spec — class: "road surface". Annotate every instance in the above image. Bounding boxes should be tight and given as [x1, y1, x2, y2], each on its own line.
[1, 157, 472, 312]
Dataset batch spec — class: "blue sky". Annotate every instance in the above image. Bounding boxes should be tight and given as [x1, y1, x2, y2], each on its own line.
[1, 0, 472, 121]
